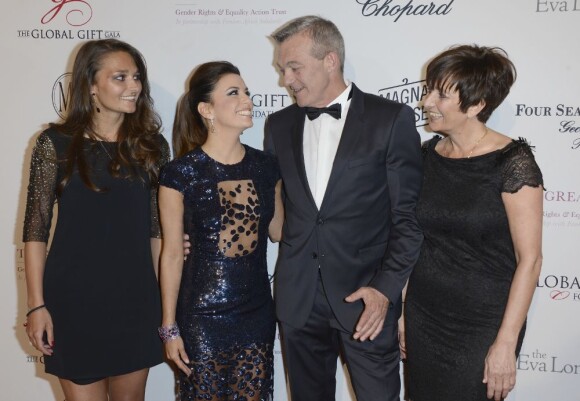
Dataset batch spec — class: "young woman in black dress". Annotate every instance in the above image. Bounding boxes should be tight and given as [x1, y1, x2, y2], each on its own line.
[23, 39, 168, 401]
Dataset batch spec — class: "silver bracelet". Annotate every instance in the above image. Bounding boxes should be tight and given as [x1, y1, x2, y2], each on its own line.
[158, 322, 180, 343]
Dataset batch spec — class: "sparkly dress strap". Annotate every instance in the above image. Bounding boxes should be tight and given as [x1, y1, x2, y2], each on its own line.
[150, 135, 171, 239]
[23, 131, 58, 242]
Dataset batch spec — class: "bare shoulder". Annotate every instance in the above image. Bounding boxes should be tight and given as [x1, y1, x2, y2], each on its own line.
[485, 130, 513, 151]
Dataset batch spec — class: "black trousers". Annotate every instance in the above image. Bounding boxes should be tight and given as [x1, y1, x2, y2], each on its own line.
[280, 275, 401, 401]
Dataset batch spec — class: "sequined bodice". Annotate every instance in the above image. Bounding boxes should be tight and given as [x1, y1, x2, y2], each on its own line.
[159, 145, 278, 400]
[159, 145, 279, 350]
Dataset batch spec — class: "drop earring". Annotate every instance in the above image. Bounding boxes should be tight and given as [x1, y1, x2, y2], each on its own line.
[209, 118, 216, 133]
[91, 93, 100, 113]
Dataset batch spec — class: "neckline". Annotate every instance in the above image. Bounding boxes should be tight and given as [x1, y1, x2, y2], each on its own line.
[84, 135, 119, 144]
[200, 144, 248, 167]
[431, 136, 514, 161]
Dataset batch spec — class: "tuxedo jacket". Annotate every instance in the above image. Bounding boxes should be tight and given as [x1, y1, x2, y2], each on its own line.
[264, 84, 423, 331]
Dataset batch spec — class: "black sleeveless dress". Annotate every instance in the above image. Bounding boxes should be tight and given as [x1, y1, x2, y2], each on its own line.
[23, 127, 167, 382]
[159, 145, 278, 401]
[405, 137, 543, 401]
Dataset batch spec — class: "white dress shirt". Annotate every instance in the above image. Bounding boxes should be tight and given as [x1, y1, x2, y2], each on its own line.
[303, 82, 352, 209]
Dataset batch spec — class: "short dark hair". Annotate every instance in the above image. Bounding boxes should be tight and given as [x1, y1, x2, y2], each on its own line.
[272, 15, 345, 72]
[426, 44, 516, 123]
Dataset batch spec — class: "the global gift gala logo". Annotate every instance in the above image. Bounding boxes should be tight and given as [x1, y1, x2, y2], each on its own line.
[41, 0, 93, 26]
[17, 0, 120, 40]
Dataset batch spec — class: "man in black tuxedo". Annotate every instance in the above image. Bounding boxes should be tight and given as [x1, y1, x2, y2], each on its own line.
[264, 16, 423, 401]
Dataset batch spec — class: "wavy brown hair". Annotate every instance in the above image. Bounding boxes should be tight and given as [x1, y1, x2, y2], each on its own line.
[53, 39, 162, 193]
[172, 61, 240, 158]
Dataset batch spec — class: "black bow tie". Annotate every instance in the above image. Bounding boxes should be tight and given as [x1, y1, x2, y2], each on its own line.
[304, 103, 342, 120]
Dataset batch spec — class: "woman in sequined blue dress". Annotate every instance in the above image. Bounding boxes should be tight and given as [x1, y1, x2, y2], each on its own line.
[158, 61, 283, 401]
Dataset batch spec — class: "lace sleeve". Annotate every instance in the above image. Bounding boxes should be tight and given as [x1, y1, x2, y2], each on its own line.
[150, 135, 171, 239]
[23, 132, 58, 242]
[501, 138, 544, 194]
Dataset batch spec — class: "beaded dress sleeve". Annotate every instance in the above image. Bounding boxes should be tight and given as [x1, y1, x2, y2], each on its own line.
[150, 135, 171, 239]
[158, 157, 188, 193]
[23, 132, 58, 242]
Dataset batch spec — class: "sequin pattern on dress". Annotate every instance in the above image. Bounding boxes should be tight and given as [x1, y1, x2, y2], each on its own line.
[23, 132, 58, 242]
[159, 145, 278, 401]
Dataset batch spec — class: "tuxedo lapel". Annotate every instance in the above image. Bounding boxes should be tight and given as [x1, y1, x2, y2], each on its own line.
[291, 108, 318, 210]
[319, 85, 365, 213]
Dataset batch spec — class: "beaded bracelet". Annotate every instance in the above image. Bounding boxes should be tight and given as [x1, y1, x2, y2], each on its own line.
[158, 323, 180, 343]
[26, 304, 46, 317]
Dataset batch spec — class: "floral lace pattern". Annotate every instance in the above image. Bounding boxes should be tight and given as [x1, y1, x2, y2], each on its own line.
[180, 343, 273, 401]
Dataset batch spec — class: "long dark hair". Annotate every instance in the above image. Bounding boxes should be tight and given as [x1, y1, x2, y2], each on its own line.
[172, 61, 240, 158]
[53, 39, 162, 193]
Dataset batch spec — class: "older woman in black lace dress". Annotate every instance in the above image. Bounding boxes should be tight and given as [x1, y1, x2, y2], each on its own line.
[402, 45, 543, 401]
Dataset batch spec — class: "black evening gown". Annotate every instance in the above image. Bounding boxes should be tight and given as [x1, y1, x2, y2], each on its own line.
[159, 145, 278, 401]
[23, 128, 168, 382]
[405, 137, 543, 401]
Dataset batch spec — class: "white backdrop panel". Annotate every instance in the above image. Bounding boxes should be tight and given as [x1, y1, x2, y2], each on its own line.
[2, 0, 579, 400]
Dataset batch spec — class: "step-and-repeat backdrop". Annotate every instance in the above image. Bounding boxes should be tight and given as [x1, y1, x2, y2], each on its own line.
[2, 0, 578, 399]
